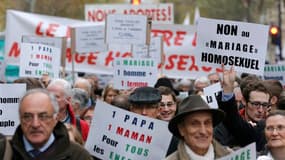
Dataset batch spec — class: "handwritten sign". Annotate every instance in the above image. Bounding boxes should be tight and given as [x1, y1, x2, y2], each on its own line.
[196, 17, 269, 75]
[19, 43, 61, 78]
[113, 58, 158, 90]
[0, 84, 26, 135]
[85, 100, 172, 160]
[74, 25, 107, 53]
[85, 3, 174, 24]
[105, 14, 150, 45]
[217, 143, 256, 160]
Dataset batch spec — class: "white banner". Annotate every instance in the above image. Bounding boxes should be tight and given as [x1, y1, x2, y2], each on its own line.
[217, 143, 256, 160]
[85, 100, 172, 160]
[0, 84, 26, 135]
[264, 64, 285, 87]
[85, 3, 174, 24]
[196, 17, 269, 76]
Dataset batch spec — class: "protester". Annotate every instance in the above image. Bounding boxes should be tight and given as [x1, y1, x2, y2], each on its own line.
[102, 85, 120, 104]
[71, 88, 89, 117]
[193, 76, 210, 95]
[47, 78, 89, 141]
[10, 89, 92, 159]
[80, 106, 95, 125]
[154, 77, 179, 96]
[157, 86, 178, 121]
[13, 77, 44, 90]
[257, 110, 285, 160]
[218, 65, 269, 152]
[166, 95, 231, 159]
[0, 132, 12, 160]
[128, 86, 161, 118]
[262, 79, 283, 112]
[111, 95, 130, 110]
[74, 77, 94, 107]
[208, 72, 221, 84]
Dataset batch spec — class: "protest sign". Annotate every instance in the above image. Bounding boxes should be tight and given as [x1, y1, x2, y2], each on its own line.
[21, 35, 66, 67]
[0, 84, 26, 135]
[0, 57, 5, 82]
[203, 82, 222, 109]
[73, 25, 107, 53]
[19, 43, 61, 78]
[217, 143, 256, 160]
[113, 58, 158, 89]
[6, 10, 227, 79]
[85, 100, 172, 160]
[105, 14, 150, 45]
[264, 64, 285, 87]
[196, 17, 269, 76]
[85, 3, 174, 24]
[132, 36, 163, 63]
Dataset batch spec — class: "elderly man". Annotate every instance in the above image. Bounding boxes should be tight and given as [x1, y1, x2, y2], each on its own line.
[10, 89, 92, 159]
[47, 79, 89, 141]
[128, 86, 161, 118]
[166, 95, 231, 159]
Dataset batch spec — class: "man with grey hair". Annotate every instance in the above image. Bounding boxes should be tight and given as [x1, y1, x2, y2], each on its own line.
[47, 79, 89, 141]
[10, 89, 92, 159]
[74, 77, 94, 107]
[71, 88, 89, 117]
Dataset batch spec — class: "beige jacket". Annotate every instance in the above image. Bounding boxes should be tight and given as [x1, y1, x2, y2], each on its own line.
[165, 139, 231, 160]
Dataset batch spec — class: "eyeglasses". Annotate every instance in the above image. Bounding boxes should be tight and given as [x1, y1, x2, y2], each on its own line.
[21, 113, 54, 123]
[266, 125, 285, 132]
[248, 101, 271, 108]
[160, 102, 175, 108]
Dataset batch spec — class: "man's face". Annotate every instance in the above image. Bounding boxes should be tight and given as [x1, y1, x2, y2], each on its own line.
[47, 85, 67, 111]
[208, 74, 220, 84]
[130, 104, 159, 119]
[245, 91, 270, 122]
[265, 115, 285, 148]
[158, 94, 177, 121]
[20, 92, 57, 149]
[178, 112, 213, 155]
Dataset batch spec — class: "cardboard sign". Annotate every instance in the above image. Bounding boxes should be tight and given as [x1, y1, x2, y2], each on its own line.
[19, 43, 61, 78]
[0, 84, 26, 135]
[264, 64, 285, 87]
[74, 25, 107, 53]
[196, 17, 269, 76]
[85, 100, 172, 160]
[217, 143, 256, 160]
[113, 58, 158, 90]
[105, 14, 150, 45]
[85, 3, 174, 24]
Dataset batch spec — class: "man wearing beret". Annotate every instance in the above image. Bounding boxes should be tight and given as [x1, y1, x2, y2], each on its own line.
[165, 95, 231, 159]
[128, 86, 161, 118]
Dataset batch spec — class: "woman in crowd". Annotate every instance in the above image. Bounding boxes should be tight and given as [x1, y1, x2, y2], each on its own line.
[102, 85, 120, 104]
[257, 110, 285, 160]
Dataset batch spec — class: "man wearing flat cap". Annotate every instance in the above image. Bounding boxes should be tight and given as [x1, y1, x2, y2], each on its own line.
[165, 95, 231, 160]
[128, 86, 161, 118]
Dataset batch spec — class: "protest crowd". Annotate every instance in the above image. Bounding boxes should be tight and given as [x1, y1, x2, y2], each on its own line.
[1, 2, 285, 160]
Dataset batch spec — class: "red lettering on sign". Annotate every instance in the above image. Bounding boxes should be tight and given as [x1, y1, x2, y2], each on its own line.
[8, 42, 20, 57]
[177, 55, 188, 70]
[87, 53, 98, 65]
[35, 21, 64, 37]
[151, 29, 172, 47]
[165, 54, 200, 71]
[175, 31, 186, 46]
[46, 24, 59, 37]
[188, 56, 198, 71]
[35, 22, 44, 36]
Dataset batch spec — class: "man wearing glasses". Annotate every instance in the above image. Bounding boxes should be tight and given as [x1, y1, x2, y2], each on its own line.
[10, 89, 92, 159]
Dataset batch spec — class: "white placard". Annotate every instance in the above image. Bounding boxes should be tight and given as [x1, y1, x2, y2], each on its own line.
[202, 83, 222, 109]
[0, 57, 6, 82]
[196, 17, 269, 76]
[22, 35, 63, 48]
[132, 36, 162, 62]
[217, 143, 256, 160]
[74, 25, 107, 53]
[264, 64, 285, 87]
[19, 43, 61, 78]
[105, 14, 149, 45]
[85, 100, 172, 160]
[85, 3, 174, 24]
[113, 58, 158, 90]
[0, 84, 26, 135]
